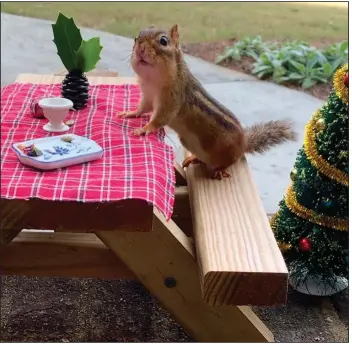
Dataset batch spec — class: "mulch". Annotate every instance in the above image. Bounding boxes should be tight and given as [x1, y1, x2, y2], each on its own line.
[182, 39, 332, 101]
[0, 276, 348, 342]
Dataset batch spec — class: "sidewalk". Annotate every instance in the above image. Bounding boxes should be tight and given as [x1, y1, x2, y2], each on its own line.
[1, 13, 254, 86]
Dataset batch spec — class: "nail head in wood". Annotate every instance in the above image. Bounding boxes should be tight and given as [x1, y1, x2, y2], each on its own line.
[164, 276, 177, 288]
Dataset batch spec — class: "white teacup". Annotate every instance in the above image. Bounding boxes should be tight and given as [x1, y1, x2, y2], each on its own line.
[39, 97, 73, 133]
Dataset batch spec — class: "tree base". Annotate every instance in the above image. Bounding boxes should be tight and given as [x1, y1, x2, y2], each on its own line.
[289, 274, 348, 296]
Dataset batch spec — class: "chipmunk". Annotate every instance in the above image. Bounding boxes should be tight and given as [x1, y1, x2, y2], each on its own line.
[118, 25, 297, 179]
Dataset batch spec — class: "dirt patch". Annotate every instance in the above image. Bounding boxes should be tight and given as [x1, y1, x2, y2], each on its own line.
[182, 40, 333, 101]
[0, 276, 348, 342]
[254, 288, 348, 343]
[0, 277, 191, 342]
[182, 39, 236, 65]
[330, 289, 349, 328]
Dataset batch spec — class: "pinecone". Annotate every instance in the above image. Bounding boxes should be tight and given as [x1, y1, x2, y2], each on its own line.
[61, 69, 89, 110]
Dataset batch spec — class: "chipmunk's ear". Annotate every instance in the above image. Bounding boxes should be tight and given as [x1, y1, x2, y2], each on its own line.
[170, 24, 179, 45]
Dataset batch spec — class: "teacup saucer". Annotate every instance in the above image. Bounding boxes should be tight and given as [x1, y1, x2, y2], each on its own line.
[43, 123, 70, 133]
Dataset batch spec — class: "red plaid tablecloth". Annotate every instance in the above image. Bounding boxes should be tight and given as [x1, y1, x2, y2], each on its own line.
[1, 83, 175, 220]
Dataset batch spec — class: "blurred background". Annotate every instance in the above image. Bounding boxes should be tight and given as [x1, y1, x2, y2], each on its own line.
[1, 1, 348, 99]
[1, 1, 348, 43]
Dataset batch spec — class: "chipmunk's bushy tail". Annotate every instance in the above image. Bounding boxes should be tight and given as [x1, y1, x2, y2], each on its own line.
[244, 119, 297, 154]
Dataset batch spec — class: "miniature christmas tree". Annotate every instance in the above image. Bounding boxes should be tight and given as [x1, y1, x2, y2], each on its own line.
[271, 64, 348, 296]
[52, 12, 103, 109]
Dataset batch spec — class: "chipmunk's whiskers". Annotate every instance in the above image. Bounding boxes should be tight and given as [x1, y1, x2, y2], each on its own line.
[121, 53, 132, 61]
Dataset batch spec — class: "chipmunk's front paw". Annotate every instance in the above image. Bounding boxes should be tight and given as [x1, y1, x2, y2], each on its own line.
[133, 127, 147, 136]
[210, 168, 232, 180]
[117, 110, 140, 118]
[182, 155, 201, 168]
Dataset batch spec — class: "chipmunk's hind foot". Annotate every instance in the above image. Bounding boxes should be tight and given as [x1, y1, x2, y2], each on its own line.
[210, 168, 232, 180]
[182, 155, 202, 168]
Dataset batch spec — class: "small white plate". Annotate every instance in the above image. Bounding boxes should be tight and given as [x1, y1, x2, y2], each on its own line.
[13, 134, 103, 170]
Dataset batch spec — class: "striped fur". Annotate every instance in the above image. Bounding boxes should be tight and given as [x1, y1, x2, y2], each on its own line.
[127, 25, 297, 176]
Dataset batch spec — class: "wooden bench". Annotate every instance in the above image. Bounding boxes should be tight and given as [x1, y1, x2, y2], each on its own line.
[0, 72, 288, 342]
[185, 152, 288, 306]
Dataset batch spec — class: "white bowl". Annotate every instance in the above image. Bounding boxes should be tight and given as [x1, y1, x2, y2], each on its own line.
[39, 97, 73, 133]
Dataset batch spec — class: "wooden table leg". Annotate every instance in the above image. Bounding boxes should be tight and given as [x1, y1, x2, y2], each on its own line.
[0, 228, 23, 246]
[96, 208, 274, 342]
[174, 161, 187, 186]
[1, 201, 27, 245]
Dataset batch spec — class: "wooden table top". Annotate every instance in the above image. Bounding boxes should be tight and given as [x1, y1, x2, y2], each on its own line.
[15, 73, 138, 85]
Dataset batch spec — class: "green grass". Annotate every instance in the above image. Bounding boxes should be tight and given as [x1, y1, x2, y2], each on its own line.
[1, 1, 348, 43]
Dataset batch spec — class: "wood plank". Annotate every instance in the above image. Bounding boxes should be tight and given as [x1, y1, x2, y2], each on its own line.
[0, 187, 189, 236]
[0, 198, 153, 233]
[54, 69, 119, 77]
[184, 151, 288, 306]
[0, 228, 22, 246]
[174, 161, 187, 186]
[96, 208, 273, 342]
[0, 231, 136, 280]
[15, 73, 137, 85]
[173, 186, 193, 237]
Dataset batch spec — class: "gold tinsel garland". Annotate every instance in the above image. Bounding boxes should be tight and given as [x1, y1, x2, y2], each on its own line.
[304, 110, 349, 186]
[271, 65, 349, 250]
[333, 63, 348, 104]
[285, 184, 348, 231]
[270, 212, 292, 252]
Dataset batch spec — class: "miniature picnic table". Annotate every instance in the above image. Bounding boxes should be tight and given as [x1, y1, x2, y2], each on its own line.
[0, 72, 288, 342]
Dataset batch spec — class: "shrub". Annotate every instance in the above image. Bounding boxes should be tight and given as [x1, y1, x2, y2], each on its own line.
[216, 37, 348, 89]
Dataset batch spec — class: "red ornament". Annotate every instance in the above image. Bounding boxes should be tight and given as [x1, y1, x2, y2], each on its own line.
[344, 72, 348, 88]
[299, 237, 311, 252]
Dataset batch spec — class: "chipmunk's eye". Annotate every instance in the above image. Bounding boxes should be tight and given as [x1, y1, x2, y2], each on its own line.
[159, 36, 168, 46]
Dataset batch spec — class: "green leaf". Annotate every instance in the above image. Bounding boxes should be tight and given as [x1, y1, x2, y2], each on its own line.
[273, 68, 287, 82]
[272, 59, 282, 69]
[312, 76, 328, 83]
[302, 78, 316, 89]
[259, 53, 270, 64]
[215, 55, 225, 64]
[339, 40, 348, 54]
[306, 55, 318, 71]
[323, 63, 333, 77]
[331, 59, 344, 72]
[256, 71, 270, 79]
[216, 46, 241, 63]
[215, 55, 226, 64]
[229, 48, 241, 60]
[246, 50, 259, 59]
[52, 12, 83, 72]
[275, 76, 292, 82]
[252, 65, 271, 74]
[286, 73, 305, 80]
[289, 60, 306, 74]
[75, 37, 103, 73]
[315, 52, 328, 67]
